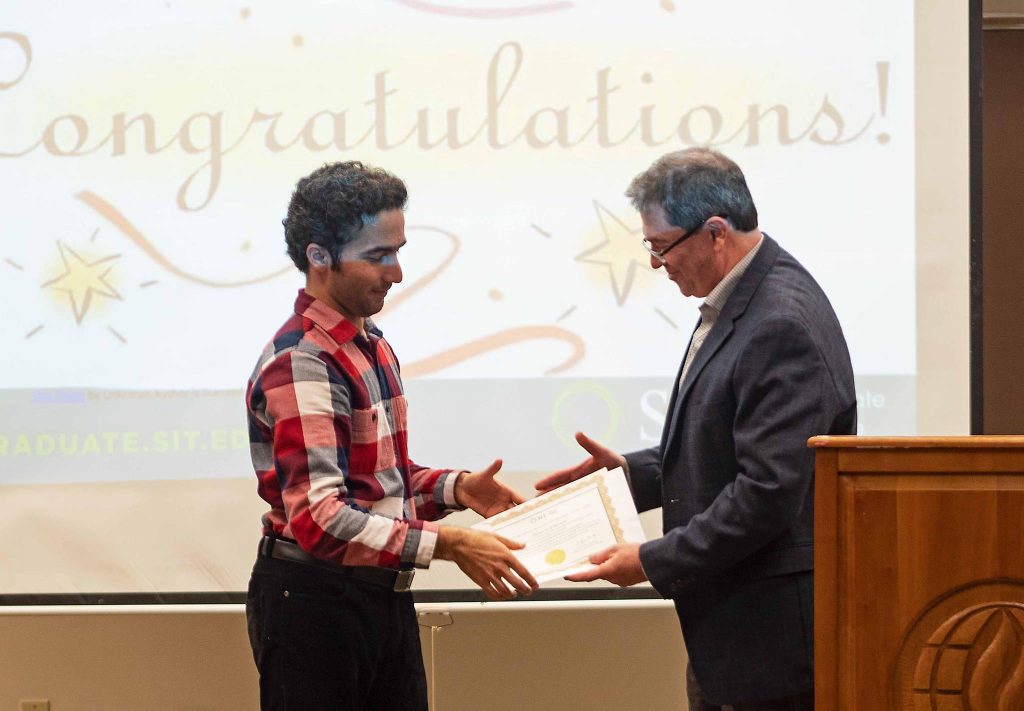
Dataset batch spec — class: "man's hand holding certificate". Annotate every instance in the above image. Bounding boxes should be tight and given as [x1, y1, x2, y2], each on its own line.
[473, 467, 646, 585]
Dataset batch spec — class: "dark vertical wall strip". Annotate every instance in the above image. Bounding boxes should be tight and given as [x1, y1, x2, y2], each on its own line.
[971, 0, 984, 434]
[982, 28, 1024, 433]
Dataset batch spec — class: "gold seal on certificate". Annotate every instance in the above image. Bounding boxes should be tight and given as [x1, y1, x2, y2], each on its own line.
[473, 468, 646, 584]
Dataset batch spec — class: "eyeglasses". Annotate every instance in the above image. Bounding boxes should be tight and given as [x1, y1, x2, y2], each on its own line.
[642, 214, 727, 264]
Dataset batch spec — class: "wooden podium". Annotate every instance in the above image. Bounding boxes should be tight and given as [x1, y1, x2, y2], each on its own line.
[810, 436, 1024, 709]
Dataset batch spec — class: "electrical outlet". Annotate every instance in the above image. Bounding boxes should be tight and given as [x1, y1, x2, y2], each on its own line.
[20, 701, 49, 711]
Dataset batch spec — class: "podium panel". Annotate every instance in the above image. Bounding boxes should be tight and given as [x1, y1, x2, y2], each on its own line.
[811, 437, 1024, 710]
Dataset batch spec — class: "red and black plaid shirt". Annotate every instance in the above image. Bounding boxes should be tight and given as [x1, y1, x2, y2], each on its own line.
[246, 290, 461, 569]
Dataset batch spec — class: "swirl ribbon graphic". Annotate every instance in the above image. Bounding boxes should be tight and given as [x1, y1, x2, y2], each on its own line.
[76, 191, 585, 375]
[391, 0, 573, 19]
[76, 191, 292, 288]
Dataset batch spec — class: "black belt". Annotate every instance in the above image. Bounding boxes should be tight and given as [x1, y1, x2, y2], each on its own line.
[258, 537, 415, 593]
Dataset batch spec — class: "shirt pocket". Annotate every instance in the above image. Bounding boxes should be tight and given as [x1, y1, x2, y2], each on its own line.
[349, 404, 397, 474]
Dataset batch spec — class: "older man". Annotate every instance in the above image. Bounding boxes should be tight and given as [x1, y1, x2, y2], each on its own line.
[538, 148, 856, 709]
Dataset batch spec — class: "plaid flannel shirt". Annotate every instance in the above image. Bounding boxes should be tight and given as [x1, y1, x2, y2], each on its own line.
[246, 290, 462, 569]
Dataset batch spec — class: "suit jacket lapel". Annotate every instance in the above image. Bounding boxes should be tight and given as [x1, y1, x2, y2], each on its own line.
[659, 235, 782, 464]
[659, 316, 701, 453]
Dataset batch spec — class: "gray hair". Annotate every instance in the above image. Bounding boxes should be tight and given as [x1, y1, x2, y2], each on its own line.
[625, 148, 758, 232]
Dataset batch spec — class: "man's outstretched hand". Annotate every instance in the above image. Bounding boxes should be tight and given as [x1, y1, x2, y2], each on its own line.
[455, 459, 523, 518]
[534, 432, 626, 495]
[564, 543, 647, 588]
[436, 527, 539, 601]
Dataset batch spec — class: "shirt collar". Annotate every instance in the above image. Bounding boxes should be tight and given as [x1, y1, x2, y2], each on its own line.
[701, 235, 764, 319]
[293, 289, 382, 344]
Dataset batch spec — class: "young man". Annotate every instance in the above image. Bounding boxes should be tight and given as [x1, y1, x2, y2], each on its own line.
[538, 148, 857, 709]
[245, 161, 537, 710]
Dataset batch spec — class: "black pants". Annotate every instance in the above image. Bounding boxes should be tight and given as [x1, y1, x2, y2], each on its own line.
[686, 663, 814, 711]
[246, 554, 427, 711]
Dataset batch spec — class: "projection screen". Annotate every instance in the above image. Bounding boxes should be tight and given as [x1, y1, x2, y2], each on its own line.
[0, 0, 970, 596]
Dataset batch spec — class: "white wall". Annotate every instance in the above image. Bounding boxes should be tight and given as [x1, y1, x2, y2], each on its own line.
[0, 602, 688, 711]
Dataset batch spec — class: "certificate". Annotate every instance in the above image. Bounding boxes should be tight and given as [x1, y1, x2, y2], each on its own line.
[473, 468, 645, 583]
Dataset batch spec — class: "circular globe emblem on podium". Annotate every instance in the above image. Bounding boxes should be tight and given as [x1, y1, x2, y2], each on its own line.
[893, 581, 1024, 709]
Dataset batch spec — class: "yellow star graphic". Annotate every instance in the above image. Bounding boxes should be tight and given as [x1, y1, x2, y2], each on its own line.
[575, 200, 652, 306]
[40, 241, 123, 324]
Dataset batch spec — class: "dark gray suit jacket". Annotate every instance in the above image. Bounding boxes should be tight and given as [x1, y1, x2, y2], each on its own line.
[625, 235, 856, 705]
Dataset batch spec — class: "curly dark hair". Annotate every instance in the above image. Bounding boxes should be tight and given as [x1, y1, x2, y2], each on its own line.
[625, 148, 758, 233]
[284, 161, 408, 272]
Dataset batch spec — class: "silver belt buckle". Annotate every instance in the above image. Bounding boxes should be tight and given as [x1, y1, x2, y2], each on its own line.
[394, 569, 415, 592]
